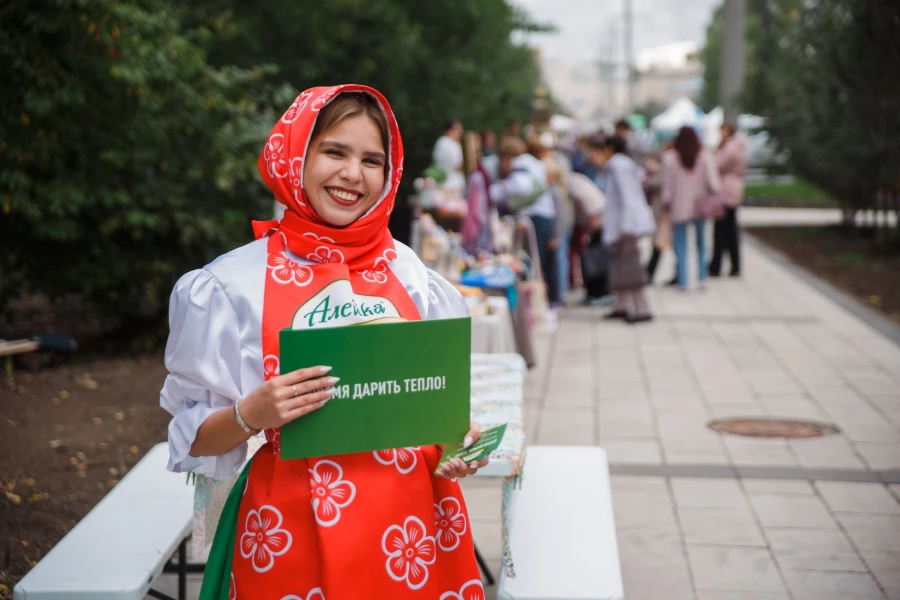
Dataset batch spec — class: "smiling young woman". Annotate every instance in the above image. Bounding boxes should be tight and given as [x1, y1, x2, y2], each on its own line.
[160, 85, 488, 599]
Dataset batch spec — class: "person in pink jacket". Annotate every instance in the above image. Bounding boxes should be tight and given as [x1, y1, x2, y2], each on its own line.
[661, 126, 721, 290]
[709, 123, 747, 277]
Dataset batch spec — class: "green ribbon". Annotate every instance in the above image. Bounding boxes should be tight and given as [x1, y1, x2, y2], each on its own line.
[198, 458, 253, 600]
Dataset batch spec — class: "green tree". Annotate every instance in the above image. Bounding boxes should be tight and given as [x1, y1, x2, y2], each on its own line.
[764, 0, 900, 219]
[186, 0, 541, 193]
[697, 0, 799, 114]
[0, 0, 274, 326]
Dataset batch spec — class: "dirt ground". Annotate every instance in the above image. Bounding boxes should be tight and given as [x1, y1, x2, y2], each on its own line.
[749, 226, 900, 323]
[0, 353, 170, 596]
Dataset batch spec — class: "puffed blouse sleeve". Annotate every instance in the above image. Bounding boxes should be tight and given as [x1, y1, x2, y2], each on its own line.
[425, 269, 470, 321]
[160, 269, 248, 479]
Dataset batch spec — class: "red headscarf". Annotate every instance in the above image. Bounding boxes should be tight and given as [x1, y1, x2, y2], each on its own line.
[252, 84, 404, 271]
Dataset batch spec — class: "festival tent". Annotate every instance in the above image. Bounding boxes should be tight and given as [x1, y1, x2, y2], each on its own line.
[649, 97, 705, 137]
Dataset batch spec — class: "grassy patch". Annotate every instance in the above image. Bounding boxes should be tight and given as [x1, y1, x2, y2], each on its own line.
[745, 178, 839, 208]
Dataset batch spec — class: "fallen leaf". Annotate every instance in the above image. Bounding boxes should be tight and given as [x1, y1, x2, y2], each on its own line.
[99, 442, 109, 451]
[59, 390, 69, 400]
[5, 481, 14, 492]
[92, 417, 103, 426]
[6, 418, 17, 429]
[75, 451, 86, 460]
[106, 480, 119, 488]
[77, 471, 86, 479]
[51, 397, 61, 406]
[5, 491, 21, 505]
[0, 584, 9, 595]
[104, 433, 115, 442]
[26, 493, 49, 504]
[108, 468, 119, 477]
[113, 411, 125, 422]
[69, 457, 78, 466]
[22, 478, 35, 486]
[49, 439, 62, 449]
[20, 540, 28, 548]
[129, 445, 139, 455]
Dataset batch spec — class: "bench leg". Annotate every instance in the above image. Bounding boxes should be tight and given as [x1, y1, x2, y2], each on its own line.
[474, 543, 495, 586]
[178, 537, 187, 600]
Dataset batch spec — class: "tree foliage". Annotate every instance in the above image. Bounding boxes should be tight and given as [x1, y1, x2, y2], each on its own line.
[697, 0, 900, 213]
[0, 0, 541, 326]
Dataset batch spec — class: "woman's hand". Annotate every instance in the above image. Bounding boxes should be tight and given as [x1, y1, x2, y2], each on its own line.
[240, 366, 338, 431]
[437, 421, 490, 479]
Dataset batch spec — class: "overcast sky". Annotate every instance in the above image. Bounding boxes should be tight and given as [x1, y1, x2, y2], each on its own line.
[511, 0, 721, 63]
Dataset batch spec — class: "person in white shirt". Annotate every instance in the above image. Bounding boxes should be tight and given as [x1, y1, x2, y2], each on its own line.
[489, 136, 558, 303]
[431, 118, 465, 193]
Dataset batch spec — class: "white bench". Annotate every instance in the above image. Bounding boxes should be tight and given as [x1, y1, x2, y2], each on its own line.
[14, 443, 194, 600]
[497, 446, 623, 600]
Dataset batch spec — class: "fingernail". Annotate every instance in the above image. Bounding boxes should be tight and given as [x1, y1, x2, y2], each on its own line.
[326, 376, 340, 385]
[318, 398, 330, 406]
[324, 387, 337, 397]
[470, 462, 479, 469]
[463, 435, 474, 448]
[320, 366, 333, 374]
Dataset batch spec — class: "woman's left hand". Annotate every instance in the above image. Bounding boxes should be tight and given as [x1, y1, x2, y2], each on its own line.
[437, 421, 490, 479]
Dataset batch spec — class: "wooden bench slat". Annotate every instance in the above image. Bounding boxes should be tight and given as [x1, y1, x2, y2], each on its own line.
[0, 340, 40, 358]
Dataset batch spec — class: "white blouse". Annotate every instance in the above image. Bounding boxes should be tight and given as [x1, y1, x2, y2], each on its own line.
[160, 238, 469, 480]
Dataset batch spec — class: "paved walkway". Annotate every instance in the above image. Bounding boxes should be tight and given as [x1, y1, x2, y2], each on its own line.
[151, 236, 900, 599]
[465, 238, 900, 600]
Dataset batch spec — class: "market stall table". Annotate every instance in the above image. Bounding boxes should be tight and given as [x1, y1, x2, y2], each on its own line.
[470, 297, 517, 355]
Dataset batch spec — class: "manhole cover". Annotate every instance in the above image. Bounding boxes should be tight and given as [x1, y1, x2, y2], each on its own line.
[708, 417, 840, 439]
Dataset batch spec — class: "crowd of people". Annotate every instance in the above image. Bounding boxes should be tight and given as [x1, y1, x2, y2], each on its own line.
[436, 117, 748, 325]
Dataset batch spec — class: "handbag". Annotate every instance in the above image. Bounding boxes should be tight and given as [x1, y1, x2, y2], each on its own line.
[697, 192, 724, 220]
[506, 168, 549, 212]
[580, 235, 609, 281]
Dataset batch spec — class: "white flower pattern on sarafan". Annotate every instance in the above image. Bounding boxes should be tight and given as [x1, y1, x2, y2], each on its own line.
[239, 505, 292, 573]
[229, 572, 236, 600]
[263, 355, 280, 379]
[382, 248, 398, 263]
[440, 579, 485, 600]
[307, 246, 344, 264]
[373, 447, 418, 474]
[267, 252, 313, 286]
[308, 460, 356, 527]
[264, 133, 288, 178]
[434, 496, 468, 551]
[281, 90, 313, 124]
[281, 589, 325, 600]
[382, 516, 437, 590]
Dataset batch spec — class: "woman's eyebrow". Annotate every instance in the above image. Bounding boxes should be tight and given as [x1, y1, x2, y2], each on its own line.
[320, 140, 385, 161]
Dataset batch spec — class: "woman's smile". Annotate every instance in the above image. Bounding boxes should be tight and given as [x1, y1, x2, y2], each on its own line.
[325, 186, 363, 205]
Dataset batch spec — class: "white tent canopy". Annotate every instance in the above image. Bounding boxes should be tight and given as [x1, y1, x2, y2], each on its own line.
[649, 97, 704, 133]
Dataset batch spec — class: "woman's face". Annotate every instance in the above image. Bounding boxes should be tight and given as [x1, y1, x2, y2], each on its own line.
[303, 114, 387, 227]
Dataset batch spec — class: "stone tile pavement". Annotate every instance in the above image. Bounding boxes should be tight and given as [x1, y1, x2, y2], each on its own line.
[464, 238, 900, 600]
[151, 237, 900, 599]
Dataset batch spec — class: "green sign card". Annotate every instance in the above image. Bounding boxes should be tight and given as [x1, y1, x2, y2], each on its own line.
[279, 317, 471, 460]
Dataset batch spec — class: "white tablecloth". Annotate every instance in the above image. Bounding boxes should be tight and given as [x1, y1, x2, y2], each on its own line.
[471, 297, 517, 355]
